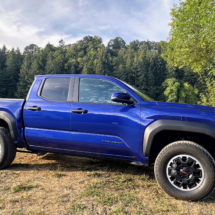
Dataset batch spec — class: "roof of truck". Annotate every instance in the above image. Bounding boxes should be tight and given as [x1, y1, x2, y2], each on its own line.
[35, 74, 112, 79]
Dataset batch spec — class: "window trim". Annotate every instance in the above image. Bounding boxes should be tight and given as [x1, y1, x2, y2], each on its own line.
[37, 77, 73, 102]
[74, 77, 137, 105]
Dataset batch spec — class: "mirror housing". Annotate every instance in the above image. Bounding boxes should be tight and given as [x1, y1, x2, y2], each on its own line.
[111, 92, 134, 105]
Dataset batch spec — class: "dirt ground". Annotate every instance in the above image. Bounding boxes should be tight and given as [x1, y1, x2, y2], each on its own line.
[0, 152, 215, 215]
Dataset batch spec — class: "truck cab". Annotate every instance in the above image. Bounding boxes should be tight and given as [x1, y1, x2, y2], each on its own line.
[24, 74, 145, 163]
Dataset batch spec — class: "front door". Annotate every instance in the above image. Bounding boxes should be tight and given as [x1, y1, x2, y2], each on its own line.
[70, 77, 141, 158]
[24, 77, 72, 150]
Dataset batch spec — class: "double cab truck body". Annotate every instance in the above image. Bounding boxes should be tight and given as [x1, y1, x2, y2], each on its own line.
[1, 74, 215, 200]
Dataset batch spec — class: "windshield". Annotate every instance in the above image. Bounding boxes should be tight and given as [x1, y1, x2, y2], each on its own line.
[121, 81, 154, 101]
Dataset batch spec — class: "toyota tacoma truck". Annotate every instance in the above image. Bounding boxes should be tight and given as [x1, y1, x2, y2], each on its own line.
[0, 74, 215, 200]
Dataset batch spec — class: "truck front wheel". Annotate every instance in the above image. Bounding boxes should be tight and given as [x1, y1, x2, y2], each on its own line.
[0, 127, 16, 169]
[154, 140, 215, 200]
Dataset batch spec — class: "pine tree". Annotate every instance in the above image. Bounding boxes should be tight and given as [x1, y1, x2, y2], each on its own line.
[23, 44, 38, 55]
[0, 69, 7, 98]
[16, 54, 33, 98]
[4, 48, 23, 98]
[0, 45, 9, 98]
[0, 45, 8, 70]
[45, 52, 55, 74]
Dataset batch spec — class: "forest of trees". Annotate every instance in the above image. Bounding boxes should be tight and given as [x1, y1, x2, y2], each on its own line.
[0, 36, 210, 105]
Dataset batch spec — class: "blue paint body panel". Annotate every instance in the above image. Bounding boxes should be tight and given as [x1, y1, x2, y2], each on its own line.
[0, 99, 26, 147]
[70, 102, 140, 157]
[25, 128, 71, 149]
[0, 74, 215, 166]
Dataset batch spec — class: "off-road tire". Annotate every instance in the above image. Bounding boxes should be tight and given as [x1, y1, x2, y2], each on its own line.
[0, 127, 16, 169]
[154, 140, 215, 201]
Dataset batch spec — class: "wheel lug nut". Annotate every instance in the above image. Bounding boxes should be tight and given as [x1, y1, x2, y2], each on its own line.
[172, 164, 177, 168]
[171, 170, 176, 175]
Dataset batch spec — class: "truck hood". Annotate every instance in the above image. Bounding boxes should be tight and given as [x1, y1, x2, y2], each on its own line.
[156, 101, 215, 113]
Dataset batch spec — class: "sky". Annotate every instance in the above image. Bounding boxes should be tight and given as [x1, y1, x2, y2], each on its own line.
[0, 0, 178, 52]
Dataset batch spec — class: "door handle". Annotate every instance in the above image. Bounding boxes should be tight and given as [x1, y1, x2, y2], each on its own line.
[27, 106, 42, 111]
[72, 109, 88, 114]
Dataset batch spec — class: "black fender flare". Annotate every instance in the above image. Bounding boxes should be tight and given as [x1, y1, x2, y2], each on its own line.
[143, 120, 215, 157]
[0, 111, 17, 141]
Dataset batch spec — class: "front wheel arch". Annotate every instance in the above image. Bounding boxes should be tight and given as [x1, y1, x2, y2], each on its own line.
[143, 120, 215, 163]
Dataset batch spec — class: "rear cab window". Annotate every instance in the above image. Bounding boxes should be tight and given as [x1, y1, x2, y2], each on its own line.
[40, 78, 70, 102]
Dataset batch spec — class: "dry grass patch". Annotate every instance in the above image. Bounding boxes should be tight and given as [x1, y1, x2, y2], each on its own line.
[0, 152, 215, 214]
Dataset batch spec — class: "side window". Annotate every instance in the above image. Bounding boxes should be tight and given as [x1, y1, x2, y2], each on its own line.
[40, 78, 70, 102]
[79, 78, 126, 103]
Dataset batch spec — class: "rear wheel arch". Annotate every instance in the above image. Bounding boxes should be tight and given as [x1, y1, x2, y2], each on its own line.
[0, 111, 17, 142]
[143, 120, 215, 163]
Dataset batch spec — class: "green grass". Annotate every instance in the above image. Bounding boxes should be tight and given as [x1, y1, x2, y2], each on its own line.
[87, 172, 102, 178]
[68, 203, 87, 212]
[81, 175, 138, 207]
[2, 187, 10, 191]
[112, 207, 124, 214]
[13, 184, 39, 193]
[11, 210, 23, 214]
[78, 165, 181, 214]
[52, 172, 65, 178]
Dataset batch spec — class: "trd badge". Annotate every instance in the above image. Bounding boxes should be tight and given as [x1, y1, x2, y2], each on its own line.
[102, 140, 123, 144]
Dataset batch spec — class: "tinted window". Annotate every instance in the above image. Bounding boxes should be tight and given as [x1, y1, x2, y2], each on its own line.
[41, 78, 70, 102]
[79, 78, 126, 103]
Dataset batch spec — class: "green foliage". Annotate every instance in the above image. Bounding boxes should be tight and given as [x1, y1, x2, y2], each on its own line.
[3, 48, 23, 98]
[199, 69, 215, 106]
[23, 44, 38, 55]
[15, 37, 172, 101]
[15, 54, 34, 98]
[162, 78, 198, 104]
[108, 37, 126, 50]
[163, 0, 215, 106]
[163, 0, 215, 72]
[179, 82, 198, 104]
[0, 35, 214, 106]
[0, 69, 8, 98]
[162, 78, 181, 103]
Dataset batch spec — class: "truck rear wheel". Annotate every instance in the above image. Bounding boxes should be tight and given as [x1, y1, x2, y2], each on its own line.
[0, 127, 16, 169]
[154, 140, 215, 200]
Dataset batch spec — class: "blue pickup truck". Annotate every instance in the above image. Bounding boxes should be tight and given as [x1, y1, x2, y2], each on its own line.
[0, 74, 215, 200]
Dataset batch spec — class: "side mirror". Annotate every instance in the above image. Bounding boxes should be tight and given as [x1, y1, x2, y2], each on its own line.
[111, 92, 134, 105]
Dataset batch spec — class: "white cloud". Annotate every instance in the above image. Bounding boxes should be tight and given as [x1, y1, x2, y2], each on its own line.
[0, 0, 179, 51]
[0, 14, 76, 51]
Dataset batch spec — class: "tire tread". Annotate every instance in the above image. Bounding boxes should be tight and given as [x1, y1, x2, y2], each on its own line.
[0, 127, 16, 169]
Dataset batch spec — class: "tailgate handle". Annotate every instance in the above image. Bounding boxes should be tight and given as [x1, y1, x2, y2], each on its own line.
[72, 109, 88, 114]
[27, 106, 42, 111]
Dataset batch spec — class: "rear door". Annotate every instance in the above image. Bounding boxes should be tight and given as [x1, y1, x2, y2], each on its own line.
[23, 77, 73, 151]
[70, 77, 141, 158]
